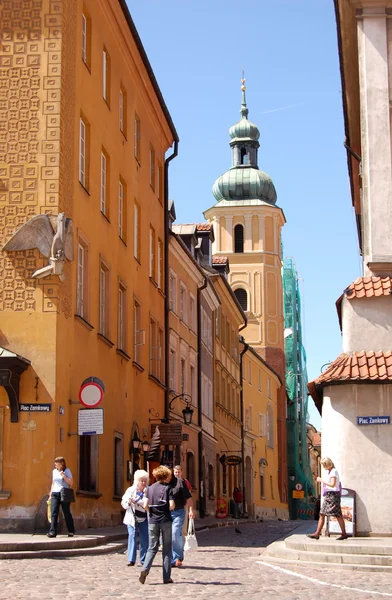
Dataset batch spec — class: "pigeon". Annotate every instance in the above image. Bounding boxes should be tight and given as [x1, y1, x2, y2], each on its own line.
[235, 527, 242, 534]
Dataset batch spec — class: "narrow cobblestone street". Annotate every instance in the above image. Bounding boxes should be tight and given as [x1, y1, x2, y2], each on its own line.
[1, 523, 392, 599]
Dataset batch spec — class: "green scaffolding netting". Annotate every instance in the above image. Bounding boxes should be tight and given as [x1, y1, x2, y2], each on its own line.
[283, 257, 315, 518]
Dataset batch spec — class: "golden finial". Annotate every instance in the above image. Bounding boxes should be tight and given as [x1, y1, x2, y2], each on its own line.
[241, 66, 246, 91]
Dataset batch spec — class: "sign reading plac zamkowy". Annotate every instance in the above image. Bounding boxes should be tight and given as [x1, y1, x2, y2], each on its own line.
[357, 415, 390, 425]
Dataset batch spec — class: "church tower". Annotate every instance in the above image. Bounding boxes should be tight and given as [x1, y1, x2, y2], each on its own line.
[204, 80, 288, 502]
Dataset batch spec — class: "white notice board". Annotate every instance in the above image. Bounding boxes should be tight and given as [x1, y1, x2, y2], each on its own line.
[78, 408, 104, 435]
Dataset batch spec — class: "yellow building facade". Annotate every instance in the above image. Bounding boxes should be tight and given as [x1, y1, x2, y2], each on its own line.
[0, 0, 177, 530]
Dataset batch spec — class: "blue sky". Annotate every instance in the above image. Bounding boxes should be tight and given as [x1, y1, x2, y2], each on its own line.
[128, 0, 361, 429]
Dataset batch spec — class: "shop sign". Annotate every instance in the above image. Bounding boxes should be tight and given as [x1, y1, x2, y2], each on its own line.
[19, 403, 51, 412]
[150, 422, 182, 445]
[226, 455, 242, 466]
[78, 408, 104, 435]
[292, 490, 305, 499]
[357, 415, 390, 425]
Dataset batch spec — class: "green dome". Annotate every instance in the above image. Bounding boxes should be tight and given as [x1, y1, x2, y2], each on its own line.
[229, 116, 260, 142]
[212, 166, 277, 204]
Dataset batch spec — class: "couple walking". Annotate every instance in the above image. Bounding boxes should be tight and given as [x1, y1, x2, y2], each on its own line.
[121, 464, 193, 585]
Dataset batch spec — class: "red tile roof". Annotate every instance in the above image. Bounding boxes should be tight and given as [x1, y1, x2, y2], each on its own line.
[196, 223, 212, 231]
[344, 276, 392, 299]
[308, 351, 392, 412]
[212, 256, 228, 265]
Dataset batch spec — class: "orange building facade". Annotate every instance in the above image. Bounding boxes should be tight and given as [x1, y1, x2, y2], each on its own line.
[0, 0, 177, 530]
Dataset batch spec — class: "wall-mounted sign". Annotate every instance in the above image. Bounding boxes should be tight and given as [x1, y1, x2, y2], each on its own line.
[357, 415, 390, 426]
[79, 377, 105, 408]
[19, 403, 51, 412]
[295, 483, 303, 491]
[78, 408, 104, 435]
[292, 490, 305, 499]
[150, 423, 182, 445]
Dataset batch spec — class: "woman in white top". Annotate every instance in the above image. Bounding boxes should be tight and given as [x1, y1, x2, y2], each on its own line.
[307, 457, 347, 540]
[121, 469, 149, 566]
[47, 456, 75, 538]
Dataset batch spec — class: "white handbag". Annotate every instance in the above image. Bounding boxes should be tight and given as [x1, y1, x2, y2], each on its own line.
[184, 517, 198, 552]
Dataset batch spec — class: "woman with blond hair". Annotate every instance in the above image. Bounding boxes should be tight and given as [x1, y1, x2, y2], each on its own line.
[307, 457, 348, 540]
[121, 469, 149, 566]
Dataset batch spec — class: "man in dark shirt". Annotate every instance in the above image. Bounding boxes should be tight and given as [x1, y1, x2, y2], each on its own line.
[170, 465, 193, 567]
[139, 466, 174, 585]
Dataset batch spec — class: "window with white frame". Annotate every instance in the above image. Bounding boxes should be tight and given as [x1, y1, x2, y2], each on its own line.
[248, 404, 253, 431]
[82, 13, 87, 64]
[190, 363, 196, 406]
[118, 179, 126, 241]
[169, 347, 176, 391]
[149, 144, 155, 189]
[169, 272, 177, 312]
[267, 377, 271, 399]
[158, 327, 163, 381]
[180, 356, 186, 393]
[157, 239, 163, 289]
[180, 284, 186, 323]
[133, 297, 142, 364]
[76, 241, 88, 319]
[258, 369, 262, 392]
[189, 294, 196, 332]
[100, 150, 108, 215]
[134, 200, 140, 261]
[119, 86, 127, 135]
[149, 226, 156, 280]
[117, 282, 127, 351]
[259, 413, 265, 437]
[267, 403, 274, 448]
[79, 117, 88, 188]
[134, 113, 141, 161]
[99, 262, 109, 337]
[149, 317, 158, 377]
[102, 48, 110, 104]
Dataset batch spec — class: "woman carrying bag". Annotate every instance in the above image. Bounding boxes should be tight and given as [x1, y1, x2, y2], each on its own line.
[47, 456, 75, 538]
[121, 469, 149, 566]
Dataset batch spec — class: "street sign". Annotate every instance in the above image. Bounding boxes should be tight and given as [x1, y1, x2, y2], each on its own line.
[78, 408, 104, 435]
[292, 490, 305, 499]
[295, 483, 303, 491]
[150, 422, 182, 445]
[357, 415, 390, 425]
[19, 403, 51, 412]
[79, 377, 105, 408]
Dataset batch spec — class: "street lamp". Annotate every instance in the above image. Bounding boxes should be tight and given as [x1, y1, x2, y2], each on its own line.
[168, 392, 194, 425]
[142, 438, 150, 453]
[131, 431, 142, 451]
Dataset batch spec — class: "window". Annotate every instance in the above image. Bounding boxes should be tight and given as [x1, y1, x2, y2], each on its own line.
[248, 405, 253, 431]
[102, 48, 110, 104]
[240, 147, 248, 165]
[157, 163, 163, 204]
[190, 364, 196, 405]
[259, 413, 265, 437]
[79, 434, 98, 492]
[149, 317, 158, 377]
[82, 13, 90, 67]
[118, 179, 127, 241]
[133, 297, 143, 364]
[186, 452, 195, 487]
[118, 282, 127, 351]
[114, 433, 124, 497]
[119, 86, 127, 136]
[169, 347, 177, 391]
[158, 327, 163, 381]
[234, 288, 247, 311]
[234, 224, 244, 253]
[79, 116, 89, 188]
[133, 200, 140, 261]
[180, 356, 186, 393]
[76, 240, 88, 319]
[149, 226, 156, 280]
[100, 150, 109, 216]
[267, 377, 271, 399]
[149, 145, 155, 189]
[99, 262, 109, 337]
[189, 295, 196, 332]
[180, 284, 186, 322]
[157, 239, 163, 289]
[169, 272, 177, 312]
[267, 403, 274, 448]
[134, 113, 141, 161]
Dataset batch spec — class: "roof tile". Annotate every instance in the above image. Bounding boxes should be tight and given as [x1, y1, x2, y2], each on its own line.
[212, 256, 228, 265]
[345, 276, 392, 299]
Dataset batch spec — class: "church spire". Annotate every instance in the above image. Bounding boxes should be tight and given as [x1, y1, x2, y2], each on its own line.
[240, 72, 249, 119]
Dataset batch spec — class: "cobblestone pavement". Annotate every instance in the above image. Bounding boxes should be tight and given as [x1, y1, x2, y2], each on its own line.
[1, 522, 392, 599]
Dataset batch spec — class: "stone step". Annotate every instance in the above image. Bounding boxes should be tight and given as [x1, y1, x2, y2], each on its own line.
[265, 540, 392, 569]
[286, 535, 392, 556]
[259, 554, 392, 573]
[0, 540, 127, 560]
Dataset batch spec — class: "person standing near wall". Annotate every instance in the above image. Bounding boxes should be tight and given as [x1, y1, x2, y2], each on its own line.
[47, 457, 75, 538]
[171, 465, 193, 567]
[121, 469, 149, 566]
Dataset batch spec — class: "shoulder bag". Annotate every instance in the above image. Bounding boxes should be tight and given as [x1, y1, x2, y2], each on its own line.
[61, 487, 76, 503]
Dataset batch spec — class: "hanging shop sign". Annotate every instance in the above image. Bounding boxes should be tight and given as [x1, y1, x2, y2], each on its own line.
[78, 408, 104, 435]
[79, 376, 105, 408]
[226, 455, 242, 466]
[19, 403, 51, 412]
[150, 423, 182, 445]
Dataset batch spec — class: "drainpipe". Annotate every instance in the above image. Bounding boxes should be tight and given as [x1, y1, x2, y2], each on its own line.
[197, 276, 208, 517]
[164, 141, 179, 422]
[239, 332, 248, 515]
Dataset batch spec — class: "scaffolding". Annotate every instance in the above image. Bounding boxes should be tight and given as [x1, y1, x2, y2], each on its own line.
[283, 257, 315, 519]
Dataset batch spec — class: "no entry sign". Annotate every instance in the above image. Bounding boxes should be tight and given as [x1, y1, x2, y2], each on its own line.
[79, 377, 105, 408]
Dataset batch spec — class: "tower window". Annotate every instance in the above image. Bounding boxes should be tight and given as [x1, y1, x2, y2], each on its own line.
[240, 147, 248, 165]
[234, 224, 244, 253]
[234, 288, 247, 311]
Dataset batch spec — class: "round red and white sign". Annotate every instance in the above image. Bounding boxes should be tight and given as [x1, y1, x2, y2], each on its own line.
[79, 377, 105, 408]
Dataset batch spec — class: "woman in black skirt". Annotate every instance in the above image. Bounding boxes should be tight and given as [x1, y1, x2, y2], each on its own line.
[307, 457, 348, 540]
